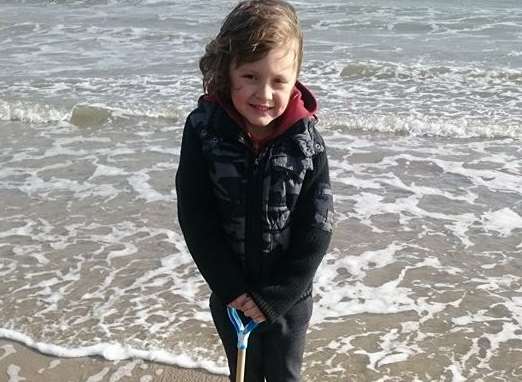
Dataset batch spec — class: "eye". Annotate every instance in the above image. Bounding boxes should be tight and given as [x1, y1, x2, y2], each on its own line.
[273, 78, 288, 87]
[242, 74, 256, 80]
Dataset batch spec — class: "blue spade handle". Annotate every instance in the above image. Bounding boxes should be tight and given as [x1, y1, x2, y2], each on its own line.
[227, 306, 259, 350]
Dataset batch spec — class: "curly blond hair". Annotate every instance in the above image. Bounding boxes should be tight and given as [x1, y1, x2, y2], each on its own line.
[199, 0, 303, 101]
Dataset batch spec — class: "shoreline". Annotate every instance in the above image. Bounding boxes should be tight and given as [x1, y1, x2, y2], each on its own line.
[0, 339, 228, 382]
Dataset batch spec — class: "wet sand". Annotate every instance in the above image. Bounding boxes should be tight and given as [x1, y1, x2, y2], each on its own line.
[0, 339, 227, 382]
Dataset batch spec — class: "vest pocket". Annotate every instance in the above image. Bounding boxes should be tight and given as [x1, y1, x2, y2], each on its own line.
[267, 205, 291, 231]
[266, 155, 310, 231]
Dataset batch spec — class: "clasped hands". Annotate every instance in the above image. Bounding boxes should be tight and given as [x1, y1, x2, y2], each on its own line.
[228, 293, 267, 323]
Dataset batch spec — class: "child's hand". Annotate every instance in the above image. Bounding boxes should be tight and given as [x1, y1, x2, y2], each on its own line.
[228, 293, 250, 310]
[228, 293, 266, 323]
[241, 297, 266, 323]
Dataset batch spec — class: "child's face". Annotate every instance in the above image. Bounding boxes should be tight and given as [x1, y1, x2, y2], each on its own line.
[229, 44, 298, 132]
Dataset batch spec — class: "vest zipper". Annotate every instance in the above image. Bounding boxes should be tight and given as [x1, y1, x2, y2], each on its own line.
[245, 153, 264, 284]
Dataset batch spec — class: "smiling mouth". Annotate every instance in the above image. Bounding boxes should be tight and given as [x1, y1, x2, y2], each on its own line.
[250, 104, 272, 112]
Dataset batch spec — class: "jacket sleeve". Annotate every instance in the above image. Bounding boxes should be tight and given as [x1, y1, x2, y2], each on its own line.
[250, 148, 334, 322]
[175, 113, 248, 304]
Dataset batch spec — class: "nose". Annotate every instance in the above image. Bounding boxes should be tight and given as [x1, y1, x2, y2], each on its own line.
[255, 82, 272, 101]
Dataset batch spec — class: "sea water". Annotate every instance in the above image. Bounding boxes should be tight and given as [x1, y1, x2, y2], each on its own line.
[0, 1, 521, 381]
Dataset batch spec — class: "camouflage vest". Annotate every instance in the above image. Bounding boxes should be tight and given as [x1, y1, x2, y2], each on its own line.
[192, 101, 330, 283]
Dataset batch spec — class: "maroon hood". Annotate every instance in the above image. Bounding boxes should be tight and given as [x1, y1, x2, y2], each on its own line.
[204, 81, 318, 152]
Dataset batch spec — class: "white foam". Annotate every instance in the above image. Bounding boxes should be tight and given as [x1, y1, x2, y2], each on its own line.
[128, 173, 170, 203]
[325, 113, 522, 139]
[0, 99, 68, 123]
[0, 344, 16, 361]
[481, 208, 522, 237]
[0, 97, 182, 125]
[7, 364, 26, 382]
[355, 328, 422, 371]
[91, 164, 128, 178]
[37, 359, 61, 374]
[0, 329, 228, 376]
[106, 243, 138, 262]
[85, 367, 110, 382]
[447, 365, 466, 382]
[110, 360, 139, 381]
[314, 252, 413, 321]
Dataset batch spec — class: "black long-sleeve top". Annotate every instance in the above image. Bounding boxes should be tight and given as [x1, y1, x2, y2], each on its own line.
[176, 99, 333, 323]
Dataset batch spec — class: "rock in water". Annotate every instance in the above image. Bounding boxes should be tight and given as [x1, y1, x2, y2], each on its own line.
[70, 104, 112, 127]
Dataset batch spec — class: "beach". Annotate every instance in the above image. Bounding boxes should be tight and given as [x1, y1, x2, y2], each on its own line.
[1, 0, 521, 381]
[0, 339, 227, 382]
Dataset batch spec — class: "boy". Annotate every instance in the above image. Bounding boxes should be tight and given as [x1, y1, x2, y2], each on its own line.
[176, 1, 333, 380]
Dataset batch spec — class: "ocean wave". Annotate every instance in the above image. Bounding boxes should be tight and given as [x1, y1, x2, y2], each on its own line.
[340, 61, 522, 84]
[68, 103, 181, 127]
[0, 99, 181, 126]
[324, 113, 522, 139]
[0, 328, 228, 375]
[0, 99, 69, 124]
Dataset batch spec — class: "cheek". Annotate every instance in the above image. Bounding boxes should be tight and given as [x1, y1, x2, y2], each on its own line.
[230, 82, 242, 93]
[229, 83, 241, 99]
[229, 73, 245, 91]
[276, 91, 292, 110]
[230, 88, 246, 111]
[230, 80, 251, 98]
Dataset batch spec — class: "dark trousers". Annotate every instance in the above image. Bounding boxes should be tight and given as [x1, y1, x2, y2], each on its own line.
[209, 293, 313, 382]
